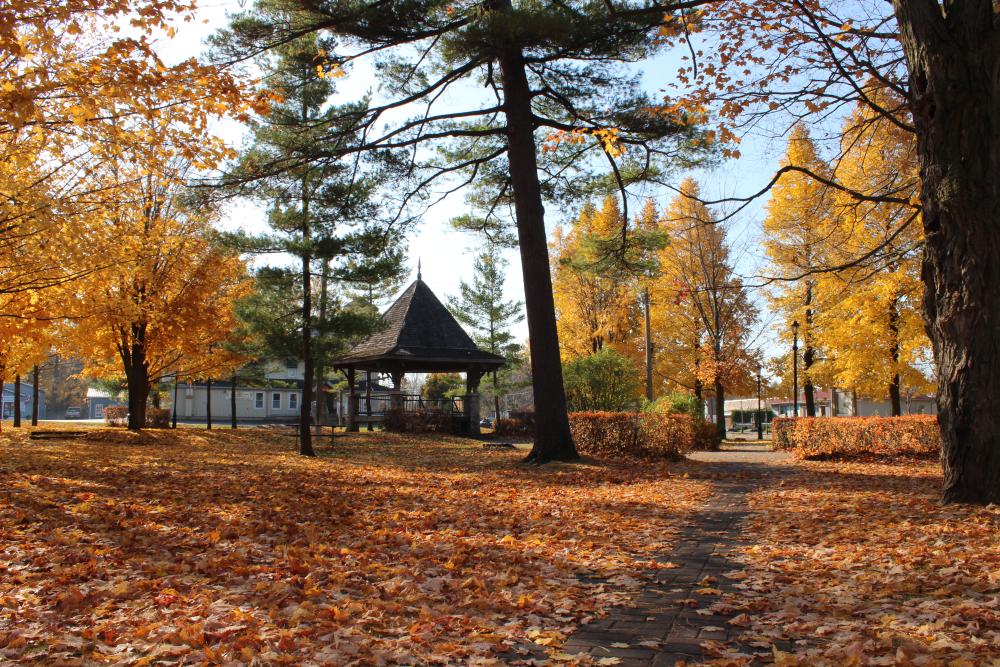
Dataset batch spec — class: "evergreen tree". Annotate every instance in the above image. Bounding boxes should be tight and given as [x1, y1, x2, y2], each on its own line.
[219, 23, 405, 455]
[213, 0, 711, 462]
[446, 245, 525, 420]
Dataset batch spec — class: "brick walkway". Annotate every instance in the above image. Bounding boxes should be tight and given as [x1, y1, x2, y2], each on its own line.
[555, 446, 790, 666]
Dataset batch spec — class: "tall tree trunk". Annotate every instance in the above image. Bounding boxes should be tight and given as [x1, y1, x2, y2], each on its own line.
[299, 181, 316, 457]
[714, 379, 725, 439]
[803, 288, 816, 417]
[206, 378, 212, 430]
[0, 376, 4, 429]
[643, 287, 654, 402]
[493, 370, 501, 420]
[314, 259, 329, 435]
[495, 11, 576, 462]
[888, 298, 902, 417]
[31, 364, 39, 425]
[125, 365, 148, 430]
[13, 374, 20, 428]
[231, 373, 238, 429]
[893, 0, 1000, 503]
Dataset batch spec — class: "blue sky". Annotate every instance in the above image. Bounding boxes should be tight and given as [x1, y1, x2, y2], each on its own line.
[158, 1, 793, 362]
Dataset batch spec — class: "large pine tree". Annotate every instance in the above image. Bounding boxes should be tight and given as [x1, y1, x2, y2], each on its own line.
[213, 0, 710, 462]
[219, 26, 404, 455]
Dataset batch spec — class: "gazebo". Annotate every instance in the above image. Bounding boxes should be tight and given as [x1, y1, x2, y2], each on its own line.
[330, 272, 505, 434]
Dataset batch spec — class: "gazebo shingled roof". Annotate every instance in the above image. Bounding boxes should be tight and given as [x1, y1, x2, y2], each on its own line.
[331, 277, 506, 374]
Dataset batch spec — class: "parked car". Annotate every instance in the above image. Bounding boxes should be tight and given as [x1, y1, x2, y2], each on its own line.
[64, 406, 82, 419]
[479, 418, 493, 428]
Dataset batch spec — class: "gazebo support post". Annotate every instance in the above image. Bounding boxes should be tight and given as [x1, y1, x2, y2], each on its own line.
[365, 370, 373, 432]
[389, 369, 404, 413]
[466, 368, 483, 436]
[346, 367, 359, 432]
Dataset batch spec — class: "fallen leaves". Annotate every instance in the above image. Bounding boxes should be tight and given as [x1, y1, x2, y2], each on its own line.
[721, 459, 1000, 666]
[0, 427, 709, 664]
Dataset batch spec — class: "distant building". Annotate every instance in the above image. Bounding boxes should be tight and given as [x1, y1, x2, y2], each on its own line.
[85, 388, 124, 419]
[170, 381, 306, 423]
[2, 382, 45, 420]
[710, 387, 937, 427]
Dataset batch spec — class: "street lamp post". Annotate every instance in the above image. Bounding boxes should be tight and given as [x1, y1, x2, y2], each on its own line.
[792, 320, 800, 418]
[756, 365, 763, 440]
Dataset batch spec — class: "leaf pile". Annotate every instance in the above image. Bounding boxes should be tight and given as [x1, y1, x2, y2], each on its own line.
[0, 428, 708, 665]
[715, 460, 1000, 666]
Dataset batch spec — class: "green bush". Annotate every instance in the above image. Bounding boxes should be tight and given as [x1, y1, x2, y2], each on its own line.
[643, 391, 703, 418]
[563, 349, 642, 412]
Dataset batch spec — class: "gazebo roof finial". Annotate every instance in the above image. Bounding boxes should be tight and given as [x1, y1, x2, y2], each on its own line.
[417, 258, 422, 281]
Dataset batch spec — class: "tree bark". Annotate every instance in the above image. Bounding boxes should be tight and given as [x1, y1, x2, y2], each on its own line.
[888, 298, 902, 417]
[299, 184, 316, 457]
[803, 290, 816, 417]
[314, 259, 329, 436]
[31, 364, 39, 426]
[13, 374, 20, 427]
[714, 379, 726, 439]
[893, 0, 1000, 503]
[494, 6, 576, 462]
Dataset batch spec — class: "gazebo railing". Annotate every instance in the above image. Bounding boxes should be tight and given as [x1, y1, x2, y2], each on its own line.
[353, 393, 466, 420]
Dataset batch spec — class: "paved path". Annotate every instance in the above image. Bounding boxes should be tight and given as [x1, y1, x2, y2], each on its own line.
[558, 444, 791, 666]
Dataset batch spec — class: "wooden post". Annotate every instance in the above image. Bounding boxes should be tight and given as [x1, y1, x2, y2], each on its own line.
[466, 368, 482, 436]
[365, 371, 373, 432]
[346, 367, 358, 432]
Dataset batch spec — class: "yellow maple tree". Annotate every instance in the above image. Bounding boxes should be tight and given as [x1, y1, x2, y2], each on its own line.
[653, 178, 758, 432]
[813, 97, 932, 413]
[60, 152, 249, 429]
[551, 196, 640, 362]
[762, 124, 836, 414]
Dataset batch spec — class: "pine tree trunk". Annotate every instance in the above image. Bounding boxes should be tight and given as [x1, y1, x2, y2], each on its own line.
[493, 370, 501, 420]
[314, 259, 329, 436]
[31, 365, 39, 426]
[299, 187, 315, 457]
[13, 374, 20, 427]
[495, 10, 576, 462]
[893, 0, 1000, 503]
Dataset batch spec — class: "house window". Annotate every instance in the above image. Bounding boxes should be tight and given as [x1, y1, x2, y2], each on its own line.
[289, 393, 298, 410]
[272, 392, 281, 409]
[285, 359, 298, 370]
[254, 392, 264, 409]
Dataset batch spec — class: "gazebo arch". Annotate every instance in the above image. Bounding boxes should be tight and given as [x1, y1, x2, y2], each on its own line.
[330, 275, 505, 434]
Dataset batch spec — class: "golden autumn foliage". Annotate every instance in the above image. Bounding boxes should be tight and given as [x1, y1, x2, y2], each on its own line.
[0, 428, 710, 664]
[763, 98, 932, 405]
[59, 157, 249, 423]
[551, 197, 638, 361]
[813, 99, 931, 400]
[654, 178, 757, 398]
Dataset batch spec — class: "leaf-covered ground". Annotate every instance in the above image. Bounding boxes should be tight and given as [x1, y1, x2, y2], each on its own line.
[0, 428, 709, 665]
[718, 459, 1000, 667]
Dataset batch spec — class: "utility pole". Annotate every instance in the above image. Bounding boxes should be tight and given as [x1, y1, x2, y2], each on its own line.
[792, 320, 800, 418]
[172, 374, 179, 428]
[756, 365, 763, 440]
[642, 287, 653, 402]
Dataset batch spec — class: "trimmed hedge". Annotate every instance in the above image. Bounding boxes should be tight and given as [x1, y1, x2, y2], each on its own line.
[494, 418, 532, 437]
[103, 406, 129, 426]
[568, 411, 695, 460]
[772, 416, 940, 459]
[694, 420, 722, 451]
